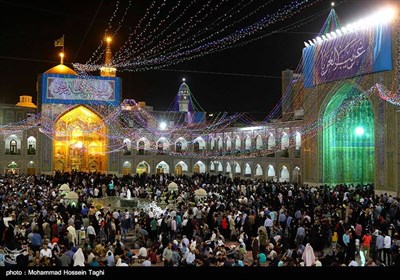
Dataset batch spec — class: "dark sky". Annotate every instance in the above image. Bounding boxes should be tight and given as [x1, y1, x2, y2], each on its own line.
[0, 0, 395, 114]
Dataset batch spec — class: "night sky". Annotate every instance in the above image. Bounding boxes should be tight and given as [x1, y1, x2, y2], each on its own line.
[0, 0, 395, 115]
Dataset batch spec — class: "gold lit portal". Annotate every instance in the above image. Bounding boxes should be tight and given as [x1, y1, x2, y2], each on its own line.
[53, 106, 107, 173]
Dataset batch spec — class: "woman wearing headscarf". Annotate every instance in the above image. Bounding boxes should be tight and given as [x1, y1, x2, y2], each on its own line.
[302, 243, 316, 266]
[73, 248, 85, 266]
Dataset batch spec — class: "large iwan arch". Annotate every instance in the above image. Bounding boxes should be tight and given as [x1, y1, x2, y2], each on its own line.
[322, 84, 374, 184]
[54, 106, 107, 173]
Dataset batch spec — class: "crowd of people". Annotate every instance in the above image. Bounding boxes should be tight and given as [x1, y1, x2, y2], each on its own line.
[0, 170, 400, 267]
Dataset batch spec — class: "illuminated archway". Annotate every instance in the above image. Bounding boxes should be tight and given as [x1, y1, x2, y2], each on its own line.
[27, 136, 36, 155]
[235, 136, 241, 150]
[210, 161, 215, 173]
[193, 137, 206, 152]
[280, 165, 290, 182]
[244, 163, 251, 177]
[225, 136, 231, 150]
[234, 163, 241, 175]
[136, 161, 149, 175]
[27, 161, 36, 175]
[123, 139, 132, 155]
[5, 135, 21, 155]
[156, 137, 169, 154]
[255, 135, 263, 150]
[122, 161, 132, 175]
[255, 164, 263, 176]
[156, 161, 170, 174]
[214, 161, 223, 173]
[53, 106, 107, 173]
[193, 161, 206, 174]
[5, 161, 19, 175]
[322, 84, 374, 184]
[245, 136, 251, 150]
[293, 166, 301, 184]
[175, 137, 188, 152]
[226, 162, 232, 174]
[175, 161, 188, 176]
[267, 165, 276, 180]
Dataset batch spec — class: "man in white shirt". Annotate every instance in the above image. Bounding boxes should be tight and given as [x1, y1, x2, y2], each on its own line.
[148, 208, 154, 219]
[264, 215, 273, 238]
[87, 222, 96, 248]
[185, 249, 196, 266]
[180, 235, 190, 249]
[40, 243, 52, 259]
[383, 233, 392, 265]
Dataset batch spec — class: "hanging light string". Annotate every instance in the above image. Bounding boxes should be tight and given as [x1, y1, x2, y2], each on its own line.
[114, 0, 185, 63]
[4, 6, 399, 159]
[127, 0, 260, 63]
[115, 0, 316, 71]
[73, 0, 319, 72]
[85, 0, 132, 65]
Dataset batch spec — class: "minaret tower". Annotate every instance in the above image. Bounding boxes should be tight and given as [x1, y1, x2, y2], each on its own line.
[100, 36, 117, 77]
[178, 78, 191, 112]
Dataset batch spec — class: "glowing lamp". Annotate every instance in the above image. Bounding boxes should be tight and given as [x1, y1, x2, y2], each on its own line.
[59, 52, 64, 64]
[75, 141, 83, 149]
[345, 24, 353, 33]
[159, 121, 167, 130]
[355, 126, 365, 136]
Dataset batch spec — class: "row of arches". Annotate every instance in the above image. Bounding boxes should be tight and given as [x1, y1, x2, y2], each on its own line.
[3, 161, 36, 175]
[122, 132, 302, 154]
[3, 135, 36, 155]
[122, 160, 301, 182]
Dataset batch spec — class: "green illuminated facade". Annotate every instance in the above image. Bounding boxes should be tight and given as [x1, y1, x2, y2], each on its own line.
[322, 84, 375, 184]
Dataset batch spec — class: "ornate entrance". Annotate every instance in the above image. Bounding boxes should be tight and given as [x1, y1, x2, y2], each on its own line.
[322, 84, 374, 184]
[5, 161, 19, 175]
[53, 106, 107, 173]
